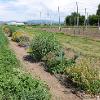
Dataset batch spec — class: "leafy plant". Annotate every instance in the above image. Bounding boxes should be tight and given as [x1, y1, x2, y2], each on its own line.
[2, 25, 16, 37]
[18, 35, 30, 47]
[0, 27, 51, 100]
[12, 30, 24, 42]
[45, 51, 76, 74]
[65, 57, 100, 94]
[29, 32, 61, 61]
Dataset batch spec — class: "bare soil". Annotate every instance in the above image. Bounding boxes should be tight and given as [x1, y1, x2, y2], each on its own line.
[36, 27, 100, 40]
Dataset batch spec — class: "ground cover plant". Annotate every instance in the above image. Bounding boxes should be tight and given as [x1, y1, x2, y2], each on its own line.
[66, 56, 100, 95]
[0, 26, 51, 100]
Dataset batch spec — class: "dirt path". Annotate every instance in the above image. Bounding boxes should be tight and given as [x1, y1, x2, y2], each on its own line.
[9, 39, 96, 100]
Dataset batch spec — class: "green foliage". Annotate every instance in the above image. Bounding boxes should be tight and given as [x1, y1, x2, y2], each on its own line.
[64, 12, 85, 26]
[29, 31, 76, 74]
[45, 51, 76, 74]
[0, 73, 51, 100]
[2, 25, 16, 37]
[65, 57, 100, 94]
[18, 35, 30, 47]
[88, 15, 99, 26]
[97, 4, 100, 16]
[30, 32, 60, 61]
[12, 30, 25, 42]
[0, 27, 51, 100]
[0, 30, 8, 47]
[12, 30, 30, 47]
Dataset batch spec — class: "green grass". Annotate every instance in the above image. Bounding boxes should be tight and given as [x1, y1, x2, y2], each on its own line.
[55, 33, 100, 57]
[0, 27, 51, 100]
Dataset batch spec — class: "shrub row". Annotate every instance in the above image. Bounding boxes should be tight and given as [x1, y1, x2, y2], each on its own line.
[3, 25, 100, 95]
[29, 32, 76, 74]
[12, 30, 30, 47]
[29, 30, 100, 95]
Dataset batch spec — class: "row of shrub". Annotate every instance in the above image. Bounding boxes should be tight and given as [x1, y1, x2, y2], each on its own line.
[1, 26, 51, 99]
[29, 32, 77, 74]
[3, 25, 76, 74]
[28, 29, 100, 95]
[3, 25, 100, 95]
[3, 25, 30, 47]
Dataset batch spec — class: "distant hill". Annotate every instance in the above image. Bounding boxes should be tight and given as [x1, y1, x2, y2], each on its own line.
[0, 20, 64, 25]
[25, 20, 60, 25]
[0, 21, 6, 24]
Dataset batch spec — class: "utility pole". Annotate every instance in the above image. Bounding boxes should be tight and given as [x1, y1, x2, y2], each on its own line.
[98, 16, 100, 30]
[50, 15, 52, 26]
[76, 2, 79, 28]
[87, 12, 89, 27]
[58, 6, 61, 31]
[46, 12, 49, 25]
[84, 8, 86, 27]
[40, 12, 42, 26]
[84, 8, 87, 29]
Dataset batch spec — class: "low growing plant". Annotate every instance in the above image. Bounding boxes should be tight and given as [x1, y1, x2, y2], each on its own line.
[0, 27, 51, 100]
[45, 51, 76, 74]
[65, 57, 100, 95]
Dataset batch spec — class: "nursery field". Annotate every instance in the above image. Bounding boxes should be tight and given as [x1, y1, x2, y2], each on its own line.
[2, 25, 100, 99]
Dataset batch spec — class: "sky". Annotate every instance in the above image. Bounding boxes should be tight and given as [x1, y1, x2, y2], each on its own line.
[0, 0, 100, 21]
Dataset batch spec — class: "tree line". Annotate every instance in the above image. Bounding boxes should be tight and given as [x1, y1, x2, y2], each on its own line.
[64, 4, 100, 26]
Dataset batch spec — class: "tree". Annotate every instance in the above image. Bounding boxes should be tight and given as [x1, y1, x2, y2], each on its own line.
[64, 12, 85, 26]
[96, 4, 100, 28]
[88, 15, 98, 26]
[97, 4, 100, 16]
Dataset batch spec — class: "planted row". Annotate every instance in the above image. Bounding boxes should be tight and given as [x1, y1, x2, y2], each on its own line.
[1, 26, 51, 100]
[28, 30, 100, 95]
[3, 25, 100, 95]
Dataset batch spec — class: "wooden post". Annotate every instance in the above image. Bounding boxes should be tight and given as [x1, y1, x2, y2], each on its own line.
[58, 6, 61, 31]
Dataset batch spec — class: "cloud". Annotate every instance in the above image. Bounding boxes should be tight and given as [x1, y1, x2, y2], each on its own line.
[0, 0, 99, 21]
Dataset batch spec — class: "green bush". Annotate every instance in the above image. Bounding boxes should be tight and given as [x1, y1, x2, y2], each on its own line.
[12, 30, 25, 42]
[18, 35, 30, 47]
[12, 30, 30, 47]
[29, 32, 76, 73]
[2, 25, 16, 37]
[45, 51, 76, 74]
[29, 32, 60, 61]
[65, 57, 100, 94]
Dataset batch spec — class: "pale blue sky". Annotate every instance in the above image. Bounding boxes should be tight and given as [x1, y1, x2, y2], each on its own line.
[0, 0, 99, 21]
